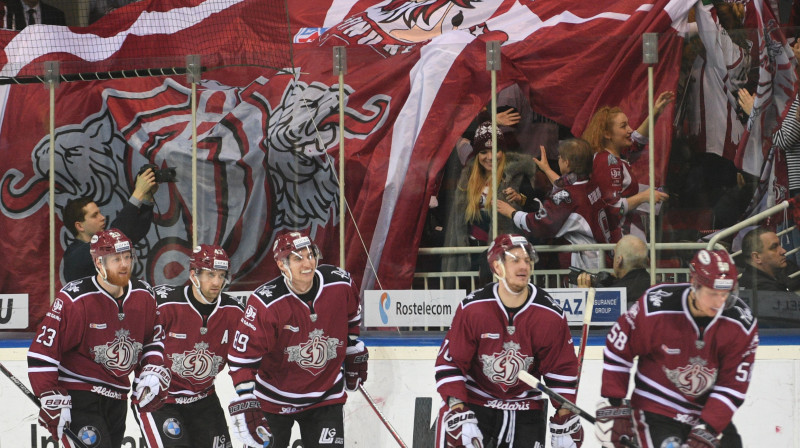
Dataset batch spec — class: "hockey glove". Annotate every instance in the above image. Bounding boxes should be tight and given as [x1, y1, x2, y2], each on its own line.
[443, 407, 483, 448]
[39, 388, 72, 441]
[132, 364, 171, 413]
[344, 339, 369, 391]
[550, 410, 584, 448]
[595, 399, 637, 448]
[682, 424, 721, 448]
[229, 393, 273, 448]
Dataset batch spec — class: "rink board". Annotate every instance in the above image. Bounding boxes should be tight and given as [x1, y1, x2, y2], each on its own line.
[0, 338, 798, 448]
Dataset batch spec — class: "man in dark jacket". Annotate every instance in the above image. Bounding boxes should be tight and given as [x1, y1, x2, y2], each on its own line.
[5, 0, 66, 29]
[577, 235, 651, 307]
[739, 227, 800, 293]
[62, 168, 157, 282]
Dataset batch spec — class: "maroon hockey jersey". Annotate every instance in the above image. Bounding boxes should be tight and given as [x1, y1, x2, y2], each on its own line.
[227, 265, 361, 414]
[512, 174, 612, 269]
[28, 277, 158, 399]
[602, 284, 759, 433]
[592, 149, 641, 240]
[435, 283, 578, 412]
[140, 285, 245, 404]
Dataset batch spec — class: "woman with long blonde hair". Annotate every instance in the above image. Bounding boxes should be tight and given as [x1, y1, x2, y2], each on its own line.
[442, 122, 537, 275]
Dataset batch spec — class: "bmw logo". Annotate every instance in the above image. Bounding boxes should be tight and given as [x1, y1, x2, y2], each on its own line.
[163, 418, 183, 439]
[78, 426, 100, 446]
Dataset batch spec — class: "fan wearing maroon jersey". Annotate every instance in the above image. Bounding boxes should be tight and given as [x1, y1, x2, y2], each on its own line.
[581, 94, 672, 241]
[595, 249, 758, 448]
[133, 244, 243, 448]
[435, 234, 583, 448]
[497, 138, 612, 269]
[226, 231, 367, 448]
[28, 228, 161, 448]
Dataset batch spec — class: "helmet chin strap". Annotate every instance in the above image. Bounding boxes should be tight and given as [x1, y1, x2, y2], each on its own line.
[496, 264, 524, 296]
[190, 270, 220, 305]
[280, 255, 316, 295]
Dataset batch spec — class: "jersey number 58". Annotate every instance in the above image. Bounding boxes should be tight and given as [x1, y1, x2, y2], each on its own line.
[607, 323, 628, 351]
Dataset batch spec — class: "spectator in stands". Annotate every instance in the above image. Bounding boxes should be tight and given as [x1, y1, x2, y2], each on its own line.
[739, 40, 800, 263]
[740, 227, 800, 293]
[582, 92, 673, 241]
[577, 235, 651, 306]
[6, 0, 65, 29]
[442, 122, 537, 277]
[62, 168, 157, 282]
[497, 138, 611, 269]
[89, 0, 137, 24]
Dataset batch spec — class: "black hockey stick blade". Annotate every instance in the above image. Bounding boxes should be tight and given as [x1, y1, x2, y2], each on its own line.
[0, 362, 88, 448]
[517, 370, 640, 448]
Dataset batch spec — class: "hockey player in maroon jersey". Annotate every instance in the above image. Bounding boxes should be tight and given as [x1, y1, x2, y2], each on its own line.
[133, 244, 243, 448]
[226, 231, 367, 448]
[435, 234, 583, 448]
[497, 138, 612, 269]
[595, 249, 758, 448]
[27, 228, 162, 448]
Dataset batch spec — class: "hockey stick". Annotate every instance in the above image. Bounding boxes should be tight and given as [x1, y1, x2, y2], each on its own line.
[517, 370, 640, 448]
[0, 362, 88, 448]
[359, 384, 409, 448]
[575, 286, 596, 393]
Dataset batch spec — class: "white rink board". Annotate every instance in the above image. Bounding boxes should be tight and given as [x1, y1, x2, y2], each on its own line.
[0, 345, 798, 448]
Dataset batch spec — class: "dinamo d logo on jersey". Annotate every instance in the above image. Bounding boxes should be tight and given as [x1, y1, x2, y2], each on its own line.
[663, 356, 718, 397]
[284, 329, 341, 376]
[480, 341, 534, 391]
[170, 342, 224, 381]
[92, 328, 143, 374]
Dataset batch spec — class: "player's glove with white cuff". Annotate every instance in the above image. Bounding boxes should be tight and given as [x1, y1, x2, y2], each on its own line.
[595, 399, 637, 448]
[344, 339, 369, 391]
[550, 409, 583, 448]
[229, 388, 273, 448]
[132, 364, 171, 413]
[39, 388, 72, 441]
[681, 424, 721, 448]
[443, 407, 483, 448]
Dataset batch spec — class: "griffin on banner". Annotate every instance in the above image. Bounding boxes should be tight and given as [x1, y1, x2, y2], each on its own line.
[1, 0, 699, 328]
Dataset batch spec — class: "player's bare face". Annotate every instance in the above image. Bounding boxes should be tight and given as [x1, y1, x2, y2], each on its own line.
[606, 113, 633, 151]
[692, 286, 730, 317]
[195, 269, 227, 301]
[101, 252, 133, 287]
[80, 202, 106, 237]
[282, 248, 317, 293]
[502, 247, 532, 293]
[478, 149, 503, 173]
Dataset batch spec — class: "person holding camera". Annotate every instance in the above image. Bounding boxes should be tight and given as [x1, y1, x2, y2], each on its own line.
[62, 167, 158, 282]
[575, 235, 651, 307]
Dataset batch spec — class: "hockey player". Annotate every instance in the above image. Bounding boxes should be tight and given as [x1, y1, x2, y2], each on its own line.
[435, 234, 584, 448]
[28, 228, 163, 447]
[133, 244, 244, 448]
[496, 138, 613, 270]
[595, 249, 758, 448]
[226, 231, 367, 448]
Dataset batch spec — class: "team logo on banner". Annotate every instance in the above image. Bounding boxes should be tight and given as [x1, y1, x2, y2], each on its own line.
[284, 329, 341, 375]
[480, 341, 534, 391]
[0, 76, 390, 289]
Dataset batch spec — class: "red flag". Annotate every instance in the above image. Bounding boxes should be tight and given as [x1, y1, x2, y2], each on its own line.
[0, 0, 700, 327]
